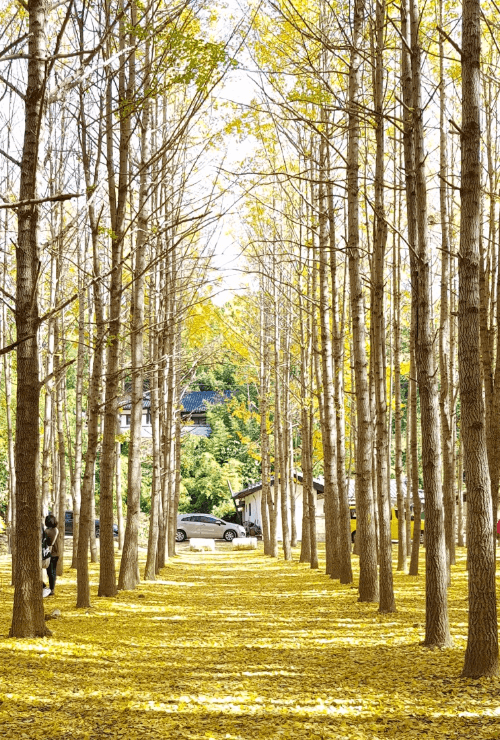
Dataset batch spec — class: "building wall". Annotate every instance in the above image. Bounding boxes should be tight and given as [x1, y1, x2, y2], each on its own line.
[120, 411, 152, 439]
[241, 483, 325, 542]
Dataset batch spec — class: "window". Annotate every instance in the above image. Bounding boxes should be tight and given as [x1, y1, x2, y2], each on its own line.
[196, 516, 216, 524]
[248, 503, 251, 516]
[145, 409, 151, 425]
[125, 415, 131, 426]
[350, 507, 356, 519]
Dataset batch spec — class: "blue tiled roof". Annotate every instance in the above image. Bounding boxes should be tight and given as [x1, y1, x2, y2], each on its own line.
[181, 425, 212, 438]
[120, 392, 150, 411]
[120, 390, 232, 412]
[180, 390, 232, 414]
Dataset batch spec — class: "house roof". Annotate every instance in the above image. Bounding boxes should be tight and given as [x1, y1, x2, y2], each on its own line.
[180, 390, 232, 414]
[120, 389, 232, 413]
[181, 425, 212, 438]
[120, 391, 151, 411]
[233, 471, 325, 499]
[234, 475, 423, 504]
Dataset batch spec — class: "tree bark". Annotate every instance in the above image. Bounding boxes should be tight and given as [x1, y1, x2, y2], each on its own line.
[347, 0, 378, 603]
[10, 0, 49, 638]
[118, 15, 151, 591]
[409, 0, 450, 647]
[319, 122, 340, 579]
[438, 0, 455, 575]
[459, 0, 498, 677]
[71, 240, 85, 567]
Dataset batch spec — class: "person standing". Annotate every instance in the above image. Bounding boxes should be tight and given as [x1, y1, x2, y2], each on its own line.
[44, 514, 60, 596]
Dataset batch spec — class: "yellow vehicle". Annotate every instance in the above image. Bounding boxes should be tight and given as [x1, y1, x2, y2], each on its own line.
[350, 505, 424, 543]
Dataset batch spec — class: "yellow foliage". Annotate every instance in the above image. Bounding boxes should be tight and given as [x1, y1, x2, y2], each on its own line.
[0, 546, 498, 739]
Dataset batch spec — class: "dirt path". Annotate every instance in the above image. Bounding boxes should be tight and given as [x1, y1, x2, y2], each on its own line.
[0, 543, 498, 739]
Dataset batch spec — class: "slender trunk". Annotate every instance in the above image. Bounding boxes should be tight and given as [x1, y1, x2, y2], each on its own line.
[332, 219, 352, 584]
[319, 122, 340, 579]
[71, 242, 85, 568]
[145, 328, 161, 580]
[54, 316, 67, 577]
[372, 0, 395, 613]
[115, 435, 124, 551]
[273, 259, 291, 560]
[118, 19, 151, 591]
[457, 441, 465, 547]
[260, 277, 271, 553]
[401, 0, 421, 576]
[3, 282, 16, 561]
[394, 232, 406, 571]
[347, 0, 378, 602]
[76, 247, 105, 607]
[438, 0, 455, 575]
[459, 0, 498, 676]
[10, 0, 49, 638]
[41, 257, 56, 517]
[410, 0, 450, 646]
[289, 422, 297, 547]
[99, 5, 133, 597]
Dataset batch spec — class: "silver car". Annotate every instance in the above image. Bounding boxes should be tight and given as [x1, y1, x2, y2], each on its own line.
[176, 514, 246, 542]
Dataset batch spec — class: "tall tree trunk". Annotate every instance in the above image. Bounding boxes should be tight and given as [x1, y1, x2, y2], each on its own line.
[331, 207, 352, 584]
[372, 0, 395, 613]
[10, 0, 49, 638]
[54, 314, 67, 576]
[98, 5, 132, 597]
[288, 422, 297, 547]
[438, 0, 455, 575]
[259, 275, 271, 554]
[41, 255, 56, 517]
[409, 0, 450, 646]
[71, 241, 85, 568]
[119, 20, 151, 591]
[115, 434, 124, 551]
[273, 255, 291, 560]
[347, 0, 378, 603]
[145, 318, 161, 580]
[319, 122, 340, 579]
[459, 0, 498, 677]
[76, 247, 105, 607]
[394, 229, 406, 571]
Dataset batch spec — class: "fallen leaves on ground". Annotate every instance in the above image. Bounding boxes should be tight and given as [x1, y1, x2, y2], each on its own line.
[0, 544, 499, 739]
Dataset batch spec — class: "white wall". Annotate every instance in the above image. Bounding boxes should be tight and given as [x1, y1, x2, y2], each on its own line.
[120, 412, 152, 438]
[240, 483, 325, 542]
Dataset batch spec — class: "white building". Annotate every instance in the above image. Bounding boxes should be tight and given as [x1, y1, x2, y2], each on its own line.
[232, 472, 325, 542]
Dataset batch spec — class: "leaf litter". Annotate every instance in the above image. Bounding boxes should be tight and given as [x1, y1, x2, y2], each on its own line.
[0, 544, 499, 739]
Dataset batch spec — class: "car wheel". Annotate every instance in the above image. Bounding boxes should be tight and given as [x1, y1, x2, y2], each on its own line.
[351, 530, 356, 543]
[176, 529, 187, 542]
[224, 529, 236, 542]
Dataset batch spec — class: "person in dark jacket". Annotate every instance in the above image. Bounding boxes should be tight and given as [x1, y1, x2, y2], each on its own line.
[44, 514, 60, 596]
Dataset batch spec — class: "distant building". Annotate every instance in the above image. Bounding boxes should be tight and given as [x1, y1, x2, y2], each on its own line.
[232, 472, 326, 542]
[119, 389, 232, 439]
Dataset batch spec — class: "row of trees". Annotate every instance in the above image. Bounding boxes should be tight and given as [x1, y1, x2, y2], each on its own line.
[0, 0, 245, 637]
[0, 0, 498, 682]
[221, 0, 498, 678]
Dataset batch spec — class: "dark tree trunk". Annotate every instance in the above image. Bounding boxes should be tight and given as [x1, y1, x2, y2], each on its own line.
[10, 0, 49, 639]
[459, 0, 499, 677]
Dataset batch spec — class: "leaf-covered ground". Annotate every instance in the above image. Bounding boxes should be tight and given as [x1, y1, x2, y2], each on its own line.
[0, 544, 499, 739]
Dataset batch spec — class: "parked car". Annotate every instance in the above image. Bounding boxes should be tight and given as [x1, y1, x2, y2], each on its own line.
[65, 511, 118, 539]
[176, 513, 246, 542]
